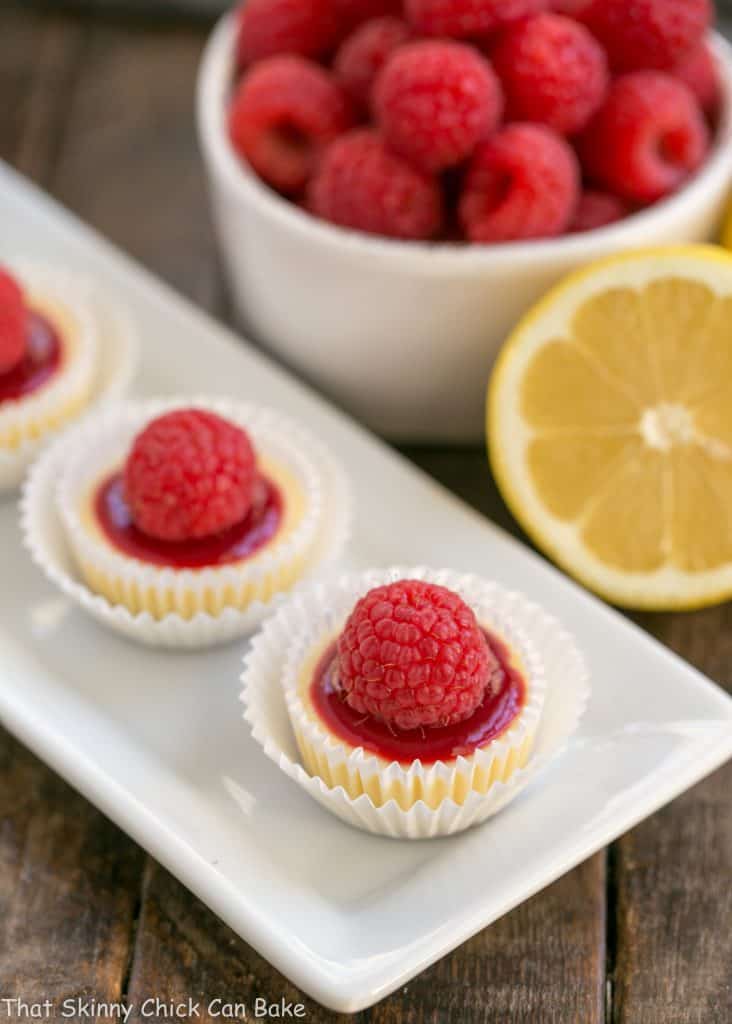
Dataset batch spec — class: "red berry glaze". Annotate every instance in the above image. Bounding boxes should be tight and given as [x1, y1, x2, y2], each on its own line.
[570, 190, 628, 233]
[228, 57, 353, 194]
[459, 123, 580, 243]
[579, 72, 709, 203]
[492, 14, 608, 136]
[335, 16, 411, 110]
[336, 0, 402, 35]
[236, 0, 340, 65]
[673, 42, 720, 117]
[374, 40, 503, 173]
[336, 580, 497, 731]
[579, 0, 712, 73]
[0, 268, 26, 376]
[308, 129, 443, 239]
[124, 410, 258, 543]
[405, 0, 549, 39]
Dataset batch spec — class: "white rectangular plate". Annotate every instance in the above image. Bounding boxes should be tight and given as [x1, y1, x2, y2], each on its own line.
[1, 162, 731, 1014]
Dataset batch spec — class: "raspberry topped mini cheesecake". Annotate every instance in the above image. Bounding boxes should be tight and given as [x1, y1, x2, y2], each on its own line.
[278, 572, 546, 813]
[0, 265, 97, 456]
[52, 398, 345, 628]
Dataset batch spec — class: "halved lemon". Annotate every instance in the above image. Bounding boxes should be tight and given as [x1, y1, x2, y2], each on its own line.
[489, 245, 732, 611]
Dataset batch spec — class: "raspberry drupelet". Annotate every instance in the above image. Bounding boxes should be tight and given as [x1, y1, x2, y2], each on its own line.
[236, 0, 341, 66]
[405, 0, 549, 39]
[0, 268, 26, 375]
[124, 409, 258, 543]
[570, 191, 628, 233]
[228, 56, 353, 194]
[308, 129, 443, 240]
[336, 579, 499, 731]
[492, 13, 608, 136]
[334, 16, 411, 110]
[373, 40, 503, 173]
[459, 123, 580, 243]
[579, 72, 709, 204]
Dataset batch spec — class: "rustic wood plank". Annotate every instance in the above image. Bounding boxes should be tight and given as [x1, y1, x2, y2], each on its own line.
[124, 855, 605, 1024]
[609, 606, 732, 1024]
[0, 7, 147, 1018]
[0, 729, 146, 1015]
[49, 15, 225, 311]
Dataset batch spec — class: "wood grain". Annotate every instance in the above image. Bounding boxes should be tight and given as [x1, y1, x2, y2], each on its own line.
[0, 3, 730, 1021]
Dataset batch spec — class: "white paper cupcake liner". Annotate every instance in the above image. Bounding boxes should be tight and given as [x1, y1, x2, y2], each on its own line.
[21, 396, 351, 649]
[0, 264, 138, 493]
[242, 568, 590, 839]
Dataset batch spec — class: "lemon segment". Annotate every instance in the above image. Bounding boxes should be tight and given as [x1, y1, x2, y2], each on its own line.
[488, 245, 732, 611]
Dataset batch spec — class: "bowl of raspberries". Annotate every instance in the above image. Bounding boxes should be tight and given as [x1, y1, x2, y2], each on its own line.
[198, 0, 732, 441]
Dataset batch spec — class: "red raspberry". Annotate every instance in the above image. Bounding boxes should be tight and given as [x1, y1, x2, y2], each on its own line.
[459, 123, 580, 243]
[308, 130, 443, 240]
[336, 580, 497, 730]
[492, 14, 608, 136]
[336, 0, 402, 34]
[0, 268, 26, 375]
[236, 0, 340, 65]
[673, 42, 720, 117]
[579, 0, 712, 73]
[579, 73, 709, 204]
[228, 57, 353, 195]
[335, 17, 411, 110]
[124, 410, 257, 543]
[551, 0, 592, 14]
[405, 0, 549, 39]
[570, 190, 628, 233]
[374, 41, 503, 173]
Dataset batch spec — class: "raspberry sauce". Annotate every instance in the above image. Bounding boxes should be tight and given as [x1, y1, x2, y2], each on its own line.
[94, 472, 283, 569]
[0, 312, 62, 403]
[310, 631, 525, 765]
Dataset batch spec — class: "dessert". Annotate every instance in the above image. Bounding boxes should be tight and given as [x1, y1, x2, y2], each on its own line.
[0, 263, 137, 493]
[242, 568, 590, 838]
[226, 0, 719, 243]
[280, 574, 546, 812]
[42, 398, 349, 633]
[0, 265, 97, 457]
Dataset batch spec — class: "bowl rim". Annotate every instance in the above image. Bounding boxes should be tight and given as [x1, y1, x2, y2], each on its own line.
[197, 13, 732, 273]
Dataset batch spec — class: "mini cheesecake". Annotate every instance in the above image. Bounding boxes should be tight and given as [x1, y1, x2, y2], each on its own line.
[282, 576, 547, 811]
[0, 265, 98, 452]
[56, 400, 329, 621]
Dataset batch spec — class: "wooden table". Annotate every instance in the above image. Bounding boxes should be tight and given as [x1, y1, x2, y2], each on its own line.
[1, 5, 730, 1021]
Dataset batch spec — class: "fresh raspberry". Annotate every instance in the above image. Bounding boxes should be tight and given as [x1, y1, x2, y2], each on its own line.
[570, 190, 628, 233]
[308, 130, 443, 240]
[579, 0, 712, 73]
[336, 580, 497, 730]
[334, 17, 411, 110]
[579, 73, 709, 204]
[492, 14, 608, 136]
[228, 57, 353, 195]
[673, 42, 720, 117]
[124, 410, 257, 543]
[405, 0, 549, 39]
[374, 41, 503, 173]
[551, 0, 592, 15]
[459, 123, 580, 243]
[336, 0, 402, 35]
[0, 268, 26, 375]
[236, 0, 340, 65]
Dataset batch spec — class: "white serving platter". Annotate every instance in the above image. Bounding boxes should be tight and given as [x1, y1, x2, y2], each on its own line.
[1, 161, 731, 1013]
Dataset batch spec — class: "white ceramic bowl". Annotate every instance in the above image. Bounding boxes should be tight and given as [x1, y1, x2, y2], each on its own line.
[197, 17, 732, 442]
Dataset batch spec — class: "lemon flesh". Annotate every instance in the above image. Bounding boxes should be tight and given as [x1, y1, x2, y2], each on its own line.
[489, 246, 732, 610]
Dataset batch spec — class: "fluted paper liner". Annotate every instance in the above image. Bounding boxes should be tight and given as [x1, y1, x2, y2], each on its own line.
[0, 264, 138, 493]
[21, 397, 351, 649]
[242, 568, 590, 838]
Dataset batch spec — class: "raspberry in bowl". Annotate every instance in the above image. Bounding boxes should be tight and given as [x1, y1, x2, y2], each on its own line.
[0, 263, 137, 492]
[242, 568, 590, 838]
[22, 397, 351, 648]
[198, 0, 732, 441]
